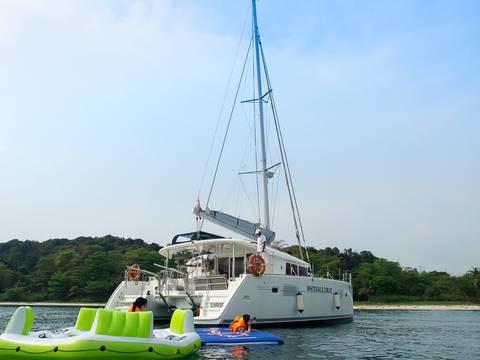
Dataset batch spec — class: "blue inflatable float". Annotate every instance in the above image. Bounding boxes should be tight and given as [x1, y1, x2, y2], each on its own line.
[196, 328, 283, 346]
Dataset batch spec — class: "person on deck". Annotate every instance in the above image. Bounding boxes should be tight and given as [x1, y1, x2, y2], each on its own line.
[255, 229, 266, 253]
[128, 297, 148, 312]
[229, 314, 252, 333]
[255, 229, 268, 264]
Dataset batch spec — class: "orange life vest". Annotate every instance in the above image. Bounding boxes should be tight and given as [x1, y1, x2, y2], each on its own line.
[229, 316, 247, 333]
[128, 305, 141, 312]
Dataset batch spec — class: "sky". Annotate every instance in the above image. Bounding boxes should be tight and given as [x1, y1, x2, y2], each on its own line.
[1, 0, 479, 276]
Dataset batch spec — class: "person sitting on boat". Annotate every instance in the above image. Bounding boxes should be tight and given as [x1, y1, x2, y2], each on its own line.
[229, 314, 251, 333]
[128, 297, 148, 312]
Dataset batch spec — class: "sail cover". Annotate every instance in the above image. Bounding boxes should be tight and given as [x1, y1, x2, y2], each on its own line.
[195, 207, 275, 244]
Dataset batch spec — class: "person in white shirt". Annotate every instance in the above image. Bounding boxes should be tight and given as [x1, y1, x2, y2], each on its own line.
[255, 229, 266, 253]
[250, 229, 268, 269]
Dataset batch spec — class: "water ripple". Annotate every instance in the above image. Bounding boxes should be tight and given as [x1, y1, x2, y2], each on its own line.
[1, 307, 479, 359]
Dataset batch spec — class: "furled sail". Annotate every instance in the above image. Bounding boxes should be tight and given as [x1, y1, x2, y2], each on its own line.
[193, 205, 275, 244]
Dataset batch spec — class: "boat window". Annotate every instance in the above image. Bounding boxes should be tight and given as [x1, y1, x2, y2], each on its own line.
[299, 266, 308, 276]
[291, 264, 298, 275]
[285, 263, 309, 276]
[286, 262, 299, 276]
[231, 257, 244, 277]
[272, 287, 278, 293]
[217, 258, 229, 276]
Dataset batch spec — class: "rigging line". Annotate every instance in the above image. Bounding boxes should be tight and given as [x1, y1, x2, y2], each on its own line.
[205, 37, 254, 210]
[197, 6, 251, 199]
[260, 41, 311, 267]
[276, 101, 311, 266]
[238, 117, 261, 221]
[270, 83, 311, 266]
[198, 12, 252, 235]
[258, 42, 298, 237]
[271, 164, 281, 229]
[236, 60, 260, 222]
[239, 172, 259, 219]
[274, 99, 311, 266]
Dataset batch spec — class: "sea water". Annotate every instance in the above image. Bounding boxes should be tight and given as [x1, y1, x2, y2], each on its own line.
[1, 307, 478, 359]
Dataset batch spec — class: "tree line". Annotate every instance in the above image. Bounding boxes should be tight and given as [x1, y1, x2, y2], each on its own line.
[0, 236, 478, 303]
[283, 245, 479, 303]
[0, 236, 161, 302]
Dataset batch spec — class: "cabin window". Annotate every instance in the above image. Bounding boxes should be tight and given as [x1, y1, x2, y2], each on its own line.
[299, 266, 308, 276]
[217, 258, 229, 276]
[291, 264, 298, 275]
[286, 262, 300, 276]
[231, 257, 244, 277]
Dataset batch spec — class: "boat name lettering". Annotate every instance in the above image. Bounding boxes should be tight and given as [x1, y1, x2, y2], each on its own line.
[307, 286, 332, 293]
[208, 302, 224, 308]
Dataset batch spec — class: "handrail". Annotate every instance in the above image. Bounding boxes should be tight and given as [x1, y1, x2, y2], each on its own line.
[154, 263, 199, 310]
[153, 263, 187, 277]
[125, 266, 159, 279]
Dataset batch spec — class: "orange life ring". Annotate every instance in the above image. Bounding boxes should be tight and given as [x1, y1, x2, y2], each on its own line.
[247, 254, 266, 276]
[127, 264, 141, 281]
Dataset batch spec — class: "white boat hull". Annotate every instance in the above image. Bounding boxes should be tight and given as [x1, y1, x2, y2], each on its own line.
[106, 274, 352, 326]
[106, 236, 354, 327]
[194, 274, 353, 326]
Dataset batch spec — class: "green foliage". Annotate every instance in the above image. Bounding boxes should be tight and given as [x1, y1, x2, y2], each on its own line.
[0, 262, 17, 293]
[0, 235, 161, 303]
[0, 236, 478, 303]
[278, 243, 478, 303]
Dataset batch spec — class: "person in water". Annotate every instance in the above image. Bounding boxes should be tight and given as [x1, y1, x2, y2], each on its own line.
[229, 314, 251, 333]
[128, 297, 148, 312]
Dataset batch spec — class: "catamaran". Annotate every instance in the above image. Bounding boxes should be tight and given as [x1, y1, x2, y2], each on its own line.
[106, 0, 353, 326]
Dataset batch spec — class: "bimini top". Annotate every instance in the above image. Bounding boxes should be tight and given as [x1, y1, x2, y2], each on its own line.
[171, 231, 223, 245]
[159, 235, 310, 269]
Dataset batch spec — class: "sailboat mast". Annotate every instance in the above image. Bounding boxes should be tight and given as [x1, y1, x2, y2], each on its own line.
[252, 0, 270, 230]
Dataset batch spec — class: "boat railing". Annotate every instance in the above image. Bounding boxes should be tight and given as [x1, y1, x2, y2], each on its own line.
[153, 263, 198, 295]
[122, 267, 159, 297]
[325, 270, 352, 283]
[194, 274, 228, 291]
[154, 263, 186, 277]
[124, 267, 158, 282]
[341, 272, 352, 284]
